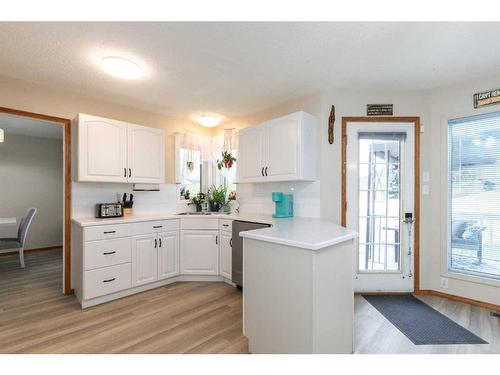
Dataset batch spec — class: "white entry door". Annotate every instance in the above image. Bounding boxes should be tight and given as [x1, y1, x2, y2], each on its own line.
[346, 122, 415, 292]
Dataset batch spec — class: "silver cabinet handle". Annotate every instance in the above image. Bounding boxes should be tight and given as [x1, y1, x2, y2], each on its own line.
[103, 251, 116, 255]
[103, 278, 115, 283]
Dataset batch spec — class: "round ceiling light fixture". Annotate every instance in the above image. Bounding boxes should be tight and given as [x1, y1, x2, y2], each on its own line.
[100, 56, 143, 80]
[196, 115, 222, 128]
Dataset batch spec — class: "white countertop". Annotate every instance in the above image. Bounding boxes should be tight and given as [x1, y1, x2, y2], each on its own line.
[71, 213, 356, 251]
[71, 213, 274, 227]
[240, 217, 357, 250]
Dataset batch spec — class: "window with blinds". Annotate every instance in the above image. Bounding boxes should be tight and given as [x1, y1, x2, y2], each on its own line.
[448, 111, 500, 280]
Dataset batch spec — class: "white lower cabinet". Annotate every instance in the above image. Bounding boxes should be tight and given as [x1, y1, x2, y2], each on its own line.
[74, 218, 238, 308]
[219, 232, 232, 279]
[158, 231, 180, 279]
[180, 230, 219, 275]
[131, 234, 158, 286]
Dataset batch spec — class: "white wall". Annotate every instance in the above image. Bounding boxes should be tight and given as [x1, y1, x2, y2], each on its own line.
[428, 74, 500, 305]
[71, 182, 181, 218]
[0, 133, 63, 249]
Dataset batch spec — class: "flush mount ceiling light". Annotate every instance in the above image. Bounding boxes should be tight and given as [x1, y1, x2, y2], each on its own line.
[196, 115, 222, 128]
[100, 56, 143, 80]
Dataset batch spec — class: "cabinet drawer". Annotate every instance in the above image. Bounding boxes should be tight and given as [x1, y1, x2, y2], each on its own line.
[132, 219, 180, 235]
[181, 218, 219, 230]
[219, 219, 233, 233]
[84, 237, 132, 270]
[84, 263, 131, 300]
[84, 224, 131, 241]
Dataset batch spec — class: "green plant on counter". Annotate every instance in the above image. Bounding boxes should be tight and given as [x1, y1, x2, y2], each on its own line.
[190, 192, 206, 212]
[208, 185, 228, 212]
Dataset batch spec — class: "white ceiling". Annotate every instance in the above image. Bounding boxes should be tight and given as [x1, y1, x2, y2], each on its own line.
[0, 22, 499, 119]
[0, 113, 63, 139]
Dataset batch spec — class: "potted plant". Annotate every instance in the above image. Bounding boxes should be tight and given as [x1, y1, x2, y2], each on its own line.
[208, 185, 228, 212]
[190, 192, 206, 212]
[217, 151, 236, 170]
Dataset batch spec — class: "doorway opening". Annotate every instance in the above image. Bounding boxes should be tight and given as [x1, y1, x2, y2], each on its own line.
[342, 117, 420, 293]
[0, 107, 71, 295]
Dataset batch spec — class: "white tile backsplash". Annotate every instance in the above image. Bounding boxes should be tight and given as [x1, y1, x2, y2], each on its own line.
[236, 181, 320, 218]
[71, 182, 181, 218]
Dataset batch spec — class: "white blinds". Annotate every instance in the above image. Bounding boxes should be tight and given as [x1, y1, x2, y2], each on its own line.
[448, 111, 500, 279]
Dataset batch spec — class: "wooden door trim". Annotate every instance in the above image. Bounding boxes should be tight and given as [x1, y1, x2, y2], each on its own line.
[0, 106, 72, 295]
[341, 116, 421, 293]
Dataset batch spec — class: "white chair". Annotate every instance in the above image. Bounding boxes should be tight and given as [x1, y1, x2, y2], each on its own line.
[0, 208, 37, 268]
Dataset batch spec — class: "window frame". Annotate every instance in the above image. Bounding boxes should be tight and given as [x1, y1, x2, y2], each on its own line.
[441, 110, 500, 287]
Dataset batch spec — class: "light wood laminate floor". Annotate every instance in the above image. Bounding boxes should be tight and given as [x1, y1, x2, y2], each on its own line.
[0, 249, 247, 353]
[1, 249, 498, 354]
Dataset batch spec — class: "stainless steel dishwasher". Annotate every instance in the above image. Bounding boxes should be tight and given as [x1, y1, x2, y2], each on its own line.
[232, 220, 271, 287]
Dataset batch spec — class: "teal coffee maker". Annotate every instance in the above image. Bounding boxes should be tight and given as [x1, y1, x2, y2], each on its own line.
[272, 192, 294, 218]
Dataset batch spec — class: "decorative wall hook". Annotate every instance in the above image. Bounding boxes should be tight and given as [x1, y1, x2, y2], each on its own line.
[328, 105, 335, 144]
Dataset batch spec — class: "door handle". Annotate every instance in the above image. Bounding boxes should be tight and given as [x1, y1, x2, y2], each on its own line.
[261, 167, 264, 176]
[265, 167, 268, 176]
[103, 251, 116, 255]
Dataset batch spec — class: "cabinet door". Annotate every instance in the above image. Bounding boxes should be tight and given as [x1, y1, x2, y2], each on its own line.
[237, 125, 266, 182]
[180, 230, 219, 275]
[158, 231, 180, 280]
[266, 116, 299, 181]
[78, 114, 128, 182]
[219, 232, 232, 279]
[127, 124, 165, 183]
[131, 234, 158, 286]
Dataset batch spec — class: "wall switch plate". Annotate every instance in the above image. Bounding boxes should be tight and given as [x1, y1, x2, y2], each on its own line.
[422, 185, 430, 195]
[422, 172, 430, 183]
[440, 277, 449, 289]
[420, 125, 425, 133]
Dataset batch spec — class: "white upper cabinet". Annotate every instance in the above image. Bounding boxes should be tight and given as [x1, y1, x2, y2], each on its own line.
[76, 113, 165, 183]
[236, 125, 266, 182]
[78, 114, 128, 182]
[237, 111, 317, 183]
[128, 124, 165, 183]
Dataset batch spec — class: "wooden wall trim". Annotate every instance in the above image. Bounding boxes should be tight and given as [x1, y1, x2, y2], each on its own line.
[0, 245, 62, 257]
[416, 289, 500, 312]
[0, 106, 72, 295]
[341, 116, 421, 293]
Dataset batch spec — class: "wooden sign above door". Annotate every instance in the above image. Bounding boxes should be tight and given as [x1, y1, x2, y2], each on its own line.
[367, 104, 393, 116]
